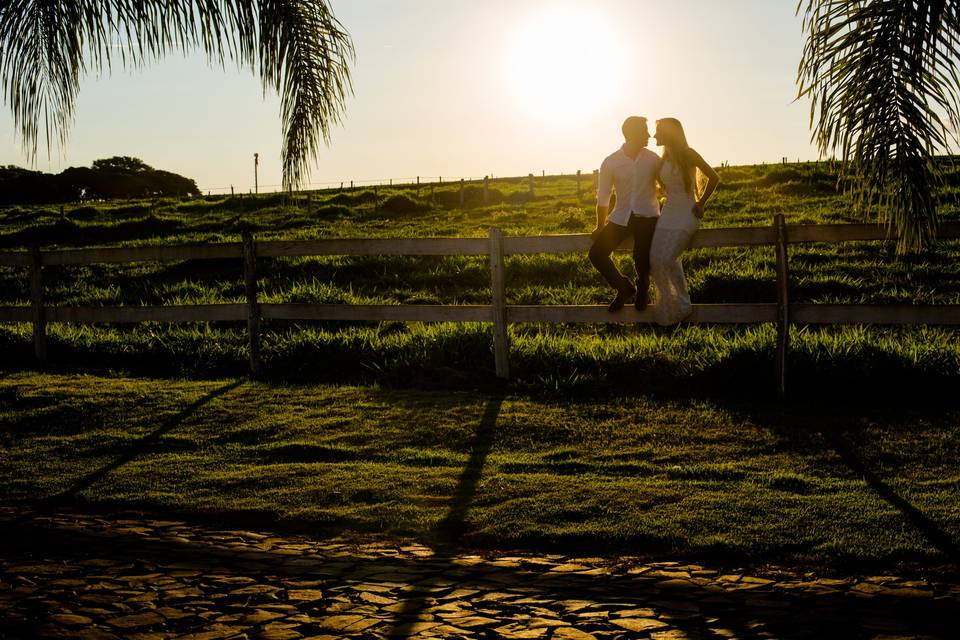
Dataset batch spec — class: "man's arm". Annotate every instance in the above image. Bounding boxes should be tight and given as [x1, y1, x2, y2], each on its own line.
[593, 204, 609, 240]
[594, 160, 613, 238]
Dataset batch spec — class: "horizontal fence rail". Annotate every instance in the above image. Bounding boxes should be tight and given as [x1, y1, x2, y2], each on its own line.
[2, 222, 958, 267]
[4, 303, 959, 327]
[2, 218, 960, 397]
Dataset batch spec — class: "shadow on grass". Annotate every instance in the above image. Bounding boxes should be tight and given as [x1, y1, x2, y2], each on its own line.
[381, 394, 502, 638]
[45, 379, 243, 502]
[736, 403, 960, 566]
[433, 393, 503, 540]
[828, 431, 960, 562]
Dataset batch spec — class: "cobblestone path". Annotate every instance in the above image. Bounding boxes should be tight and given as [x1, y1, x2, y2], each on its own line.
[1, 507, 958, 639]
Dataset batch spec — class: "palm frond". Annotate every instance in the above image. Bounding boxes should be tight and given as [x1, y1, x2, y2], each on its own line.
[798, 0, 960, 253]
[0, 0, 353, 189]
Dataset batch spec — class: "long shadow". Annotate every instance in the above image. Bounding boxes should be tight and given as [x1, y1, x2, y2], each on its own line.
[47, 379, 243, 502]
[387, 393, 502, 638]
[829, 431, 960, 561]
[733, 402, 960, 564]
[433, 394, 503, 540]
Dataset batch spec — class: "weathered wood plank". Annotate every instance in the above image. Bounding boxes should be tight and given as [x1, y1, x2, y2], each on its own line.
[503, 227, 778, 255]
[30, 247, 46, 364]
[787, 224, 890, 243]
[791, 304, 960, 325]
[940, 221, 960, 239]
[490, 228, 510, 378]
[41, 243, 243, 266]
[45, 304, 248, 323]
[503, 235, 591, 254]
[30, 302, 960, 327]
[2, 221, 957, 268]
[260, 304, 493, 322]
[255, 237, 489, 257]
[774, 215, 790, 399]
[242, 232, 261, 375]
[692, 227, 778, 248]
[788, 220, 960, 243]
[0, 252, 30, 266]
[505, 304, 778, 324]
[0, 306, 31, 322]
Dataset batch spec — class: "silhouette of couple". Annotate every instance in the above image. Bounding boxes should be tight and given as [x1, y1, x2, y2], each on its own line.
[589, 116, 719, 325]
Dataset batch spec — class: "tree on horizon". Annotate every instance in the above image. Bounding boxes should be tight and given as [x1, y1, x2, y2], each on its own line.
[92, 156, 154, 174]
[799, 1, 960, 253]
[0, 1, 353, 190]
[0, 156, 200, 202]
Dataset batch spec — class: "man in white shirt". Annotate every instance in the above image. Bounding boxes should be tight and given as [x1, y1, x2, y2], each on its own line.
[589, 116, 661, 311]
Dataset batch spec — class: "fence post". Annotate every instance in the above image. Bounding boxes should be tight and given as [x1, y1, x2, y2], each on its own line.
[242, 231, 261, 376]
[459, 179, 465, 209]
[576, 169, 582, 202]
[489, 227, 510, 379]
[774, 214, 790, 400]
[30, 246, 47, 366]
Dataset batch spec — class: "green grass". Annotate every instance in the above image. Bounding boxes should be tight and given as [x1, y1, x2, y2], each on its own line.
[2, 373, 958, 568]
[2, 167, 958, 567]
[0, 162, 959, 393]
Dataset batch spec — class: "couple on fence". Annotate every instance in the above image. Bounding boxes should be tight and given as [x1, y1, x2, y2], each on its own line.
[589, 116, 719, 325]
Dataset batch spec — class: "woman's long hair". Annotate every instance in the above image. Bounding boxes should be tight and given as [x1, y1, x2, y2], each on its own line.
[657, 118, 697, 196]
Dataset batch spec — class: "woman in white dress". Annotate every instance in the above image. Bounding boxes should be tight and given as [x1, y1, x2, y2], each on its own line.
[650, 118, 720, 325]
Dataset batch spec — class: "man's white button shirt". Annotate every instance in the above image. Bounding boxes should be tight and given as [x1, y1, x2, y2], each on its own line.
[596, 146, 661, 226]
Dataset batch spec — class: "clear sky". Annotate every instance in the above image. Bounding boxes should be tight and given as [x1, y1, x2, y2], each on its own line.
[0, 0, 817, 194]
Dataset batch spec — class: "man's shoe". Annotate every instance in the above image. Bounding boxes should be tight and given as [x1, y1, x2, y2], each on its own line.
[634, 279, 649, 310]
[607, 282, 637, 312]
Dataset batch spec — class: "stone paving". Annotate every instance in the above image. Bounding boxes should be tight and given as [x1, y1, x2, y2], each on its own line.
[0, 507, 958, 639]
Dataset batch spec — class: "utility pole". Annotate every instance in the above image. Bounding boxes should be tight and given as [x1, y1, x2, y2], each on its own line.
[254, 153, 259, 194]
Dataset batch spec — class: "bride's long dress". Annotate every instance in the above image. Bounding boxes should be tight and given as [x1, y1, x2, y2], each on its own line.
[651, 158, 699, 325]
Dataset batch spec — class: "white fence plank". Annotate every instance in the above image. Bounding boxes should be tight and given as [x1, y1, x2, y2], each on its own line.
[260, 304, 493, 322]
[506, 304, 777, 324]
[791, 304, 960, 325]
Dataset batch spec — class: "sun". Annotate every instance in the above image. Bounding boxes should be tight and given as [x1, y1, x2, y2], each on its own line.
[505, 8, 625, 123]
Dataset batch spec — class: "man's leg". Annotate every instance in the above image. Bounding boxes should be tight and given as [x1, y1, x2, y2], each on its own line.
[630, 216, 658, 310]
[588, 222, 635, 311]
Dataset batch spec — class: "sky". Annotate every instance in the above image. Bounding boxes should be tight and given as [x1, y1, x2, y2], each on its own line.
[0, 0, 818, 194]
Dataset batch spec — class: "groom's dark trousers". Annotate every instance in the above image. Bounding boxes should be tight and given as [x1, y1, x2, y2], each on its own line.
[589, 216, 658, 291]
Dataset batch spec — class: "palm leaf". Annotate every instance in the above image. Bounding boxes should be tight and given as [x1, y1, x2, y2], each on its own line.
[798, 0, 960, 253]
[0, 0, 353, 189]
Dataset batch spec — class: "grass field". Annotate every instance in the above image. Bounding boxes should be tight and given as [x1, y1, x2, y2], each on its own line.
[2, 373, 958, 568]
[1, 162, 959, 396]
[2, 165, 959, 566]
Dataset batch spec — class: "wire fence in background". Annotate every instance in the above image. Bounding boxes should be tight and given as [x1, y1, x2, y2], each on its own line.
[197, 171, 595, 197]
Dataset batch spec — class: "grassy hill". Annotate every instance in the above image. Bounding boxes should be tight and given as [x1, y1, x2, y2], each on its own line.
[1, 162, 959, 398]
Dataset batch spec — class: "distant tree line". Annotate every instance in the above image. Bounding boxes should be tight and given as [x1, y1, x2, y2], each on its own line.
[0, 157, 200, 204]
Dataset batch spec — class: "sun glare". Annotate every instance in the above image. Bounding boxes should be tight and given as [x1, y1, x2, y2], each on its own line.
[506, 8, 625, 123]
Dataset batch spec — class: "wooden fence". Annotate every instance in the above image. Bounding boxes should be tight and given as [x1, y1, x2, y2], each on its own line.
[2, 215, 960, 397]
